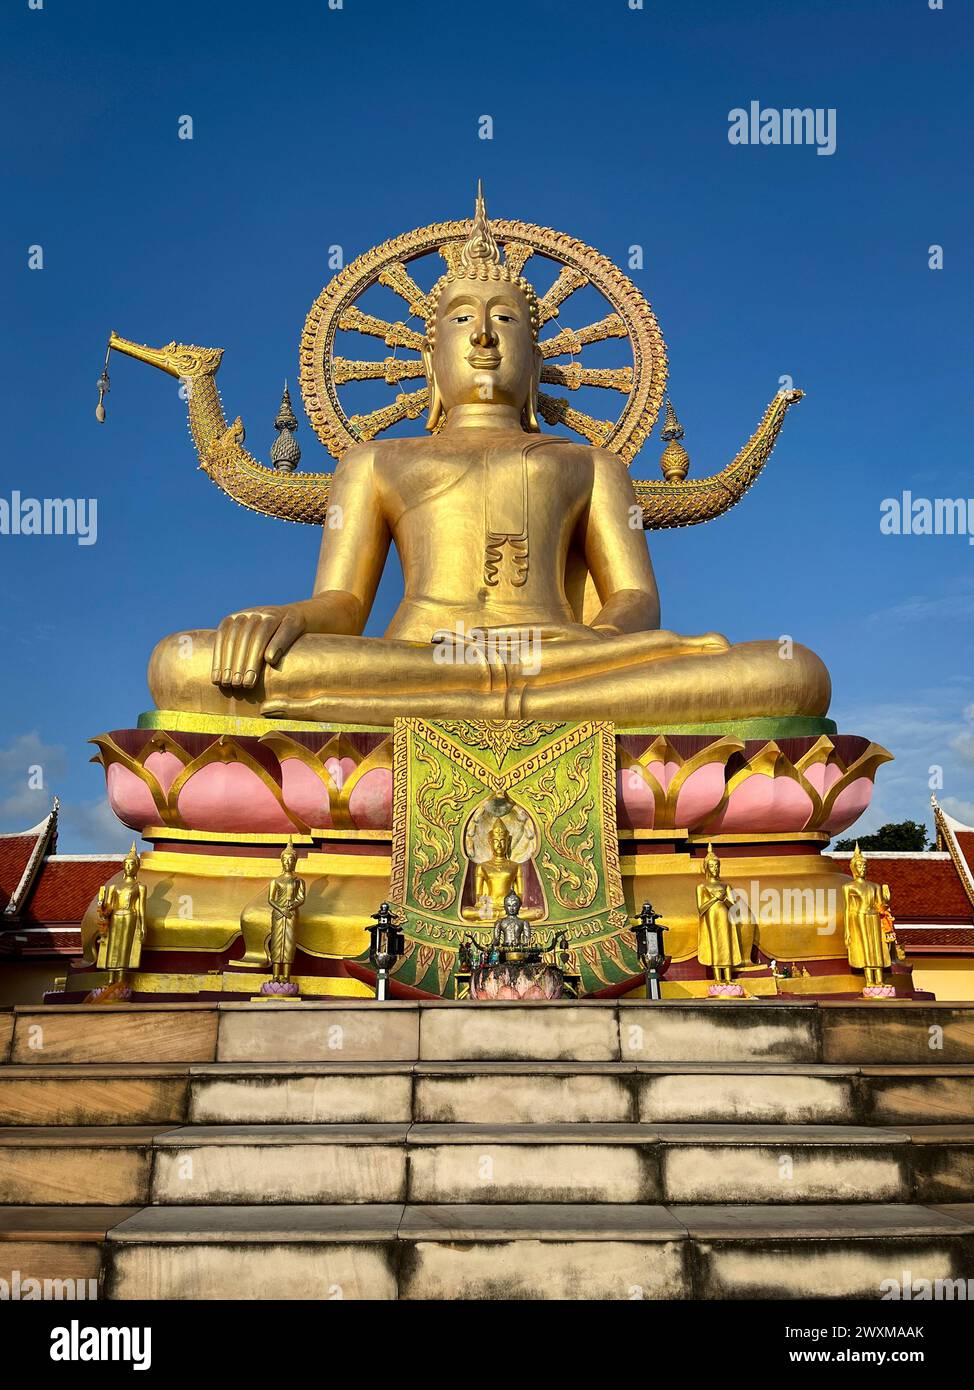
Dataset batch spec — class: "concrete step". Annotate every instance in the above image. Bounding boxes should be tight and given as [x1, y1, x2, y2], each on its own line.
[98, 1201, 974, 1300]
[0, 1065, 190, 1126]
[4, 1122, 974, 1206]
[0, 1127, 173, 1205]
[5, 1001, 974, 1067]
[3, 1060, 972, 1126]
[0, 1206, 137, 1299]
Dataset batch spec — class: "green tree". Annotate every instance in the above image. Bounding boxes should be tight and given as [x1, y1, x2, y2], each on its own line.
[834, 820, 930, 852]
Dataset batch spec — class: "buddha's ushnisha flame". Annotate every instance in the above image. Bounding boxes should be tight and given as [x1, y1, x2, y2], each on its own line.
[460, 178, 503, 271]
[424, 182, 541, 345]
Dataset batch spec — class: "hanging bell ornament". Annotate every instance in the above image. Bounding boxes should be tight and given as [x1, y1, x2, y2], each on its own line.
[95, 341, 112, 423]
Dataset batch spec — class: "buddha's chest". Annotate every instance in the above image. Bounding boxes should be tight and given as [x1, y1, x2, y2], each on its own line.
[376, 439, 591, 536]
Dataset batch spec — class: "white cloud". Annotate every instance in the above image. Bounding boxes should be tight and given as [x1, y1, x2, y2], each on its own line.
[0, 732, 67, 783]
[942, 796, 974, 827]
[58, 799, 132, 854]
[830, 692, 974, 837]
[867, 578, 974, 625]
[0, 733, 68, 833]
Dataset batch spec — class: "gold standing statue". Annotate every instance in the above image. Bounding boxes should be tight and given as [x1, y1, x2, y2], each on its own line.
[262, 838, 306, 996]
[107, 184, 832, 729]
[843, 844, 896, 997]
[89, 843, 146, 1001]
[696, 844, 745, 997]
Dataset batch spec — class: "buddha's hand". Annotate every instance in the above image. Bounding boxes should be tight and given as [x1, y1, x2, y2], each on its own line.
[211, 604, 308, 690]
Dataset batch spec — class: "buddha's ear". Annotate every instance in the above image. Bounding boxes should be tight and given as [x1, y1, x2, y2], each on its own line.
[421, 339, 444, 432]
[522, 345, 542, 433]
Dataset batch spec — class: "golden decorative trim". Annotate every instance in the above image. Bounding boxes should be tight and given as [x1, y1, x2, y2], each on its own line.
[66, 969, 373, 998]
[138, 709, 386, 735]
[144, 825, 316, 845]
[300, 216, 667, 468]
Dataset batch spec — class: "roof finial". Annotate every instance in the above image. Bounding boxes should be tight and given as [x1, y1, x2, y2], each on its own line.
[271, 382, 301, 473]
[659, 399, 690, 482]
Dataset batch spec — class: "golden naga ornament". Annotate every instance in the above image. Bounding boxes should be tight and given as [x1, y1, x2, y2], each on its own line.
[105, 184, 802, 531]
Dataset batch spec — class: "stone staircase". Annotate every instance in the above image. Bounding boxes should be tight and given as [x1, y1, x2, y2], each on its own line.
[1, 1000, 973, 1299]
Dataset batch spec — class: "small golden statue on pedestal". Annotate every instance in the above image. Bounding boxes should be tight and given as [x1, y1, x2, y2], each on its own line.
[696, 844, 746, 998]
[462, 815, 541, 923]
[87, 843, 146, 1002]
[260, 838, 306, 998]
[843, 844, 897, 997]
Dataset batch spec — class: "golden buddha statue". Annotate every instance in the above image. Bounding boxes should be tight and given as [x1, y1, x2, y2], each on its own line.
[265, 838, 306, 987]
[695, 844, 745, 989]
[462, 816, 540, 923]
[843, 844, 894, 993]
[93, 843, 146, 989]
[109, 186, 831, 728]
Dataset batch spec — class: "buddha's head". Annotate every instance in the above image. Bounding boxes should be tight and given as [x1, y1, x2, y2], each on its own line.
[423, 183, 542, 431]
[850, 843, 867, 880]
[503, 889, 522, 917]
[703, 844, 721, 880]
[489, 817, 512, 859]
[281, 837, 297, 873]
[123, 843, 140, 878]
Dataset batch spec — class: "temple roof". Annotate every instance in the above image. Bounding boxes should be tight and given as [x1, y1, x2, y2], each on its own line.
[0, 801, 59, 917]
[0, 801, 122, 959]
[827, 799, 974, 954]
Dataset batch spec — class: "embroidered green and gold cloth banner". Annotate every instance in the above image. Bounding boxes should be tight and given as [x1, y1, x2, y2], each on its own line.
[384, 718, 640, 996]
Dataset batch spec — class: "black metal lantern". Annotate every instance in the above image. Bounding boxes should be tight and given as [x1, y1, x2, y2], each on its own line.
[631, 901, 669, 1001]
[367, 902, 405, 1001]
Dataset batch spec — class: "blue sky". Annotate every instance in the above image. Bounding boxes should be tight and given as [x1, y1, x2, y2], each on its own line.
[1, 0, 972, 850]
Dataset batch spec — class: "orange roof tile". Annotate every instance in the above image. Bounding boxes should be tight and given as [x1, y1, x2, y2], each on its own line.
[0, 835, 40, 912]
[829, 853, 972, 923]
[22, 858, 121, 925]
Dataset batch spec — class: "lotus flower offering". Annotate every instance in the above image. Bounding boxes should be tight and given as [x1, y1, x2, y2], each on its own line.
[464, 892, 575, 1001]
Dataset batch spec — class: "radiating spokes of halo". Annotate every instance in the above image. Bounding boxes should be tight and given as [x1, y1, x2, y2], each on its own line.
[329, 240, 636, 446]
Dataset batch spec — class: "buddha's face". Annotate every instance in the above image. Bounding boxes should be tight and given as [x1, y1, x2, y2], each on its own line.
[489, 821, 512, 858]
[124, 853, 139, 877]
[427, 277, 539, 416]
[282, 850, 297, 873]
[704, 853, 720, 879]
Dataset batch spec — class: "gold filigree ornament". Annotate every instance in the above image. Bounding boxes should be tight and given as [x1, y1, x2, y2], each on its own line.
[108, 198, 805, 530]
[301, 215, 667, 466]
